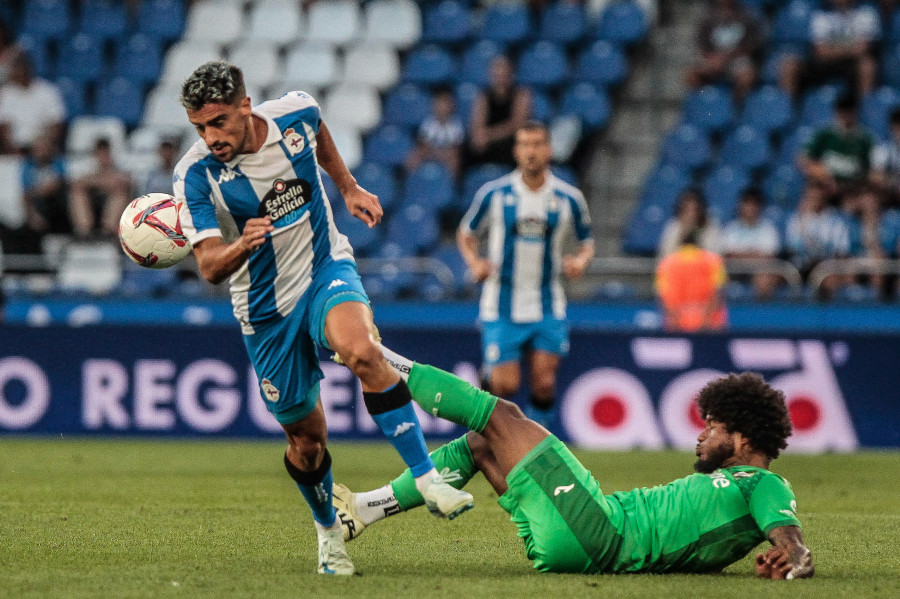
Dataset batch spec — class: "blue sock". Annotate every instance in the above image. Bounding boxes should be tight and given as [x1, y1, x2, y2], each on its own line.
[365, 381, 434, 478]
[284, 451, 336, 526]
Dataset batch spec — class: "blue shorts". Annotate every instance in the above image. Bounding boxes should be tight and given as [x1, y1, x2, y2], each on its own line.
[243, 259, 370, 425]
[481, 317, 569, 367]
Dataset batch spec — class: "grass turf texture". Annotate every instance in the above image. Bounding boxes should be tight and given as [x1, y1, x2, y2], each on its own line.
[1, 439, 898, 599]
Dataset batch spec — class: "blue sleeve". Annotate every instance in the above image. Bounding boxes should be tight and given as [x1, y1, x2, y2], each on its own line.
[566, 192, 593, 241]
[182, 162, 219, 235]
[460, 183, 494, 233]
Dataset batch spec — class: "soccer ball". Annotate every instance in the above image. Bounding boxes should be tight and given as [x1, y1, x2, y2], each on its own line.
[118, 193, 192, 269]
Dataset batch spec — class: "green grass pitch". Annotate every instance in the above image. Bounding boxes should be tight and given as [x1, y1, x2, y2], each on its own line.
[1, 438, 898, 599]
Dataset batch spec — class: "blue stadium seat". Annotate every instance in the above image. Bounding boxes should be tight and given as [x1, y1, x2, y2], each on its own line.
[741, 85, 794, 134]
[55, 77, 88, 120]
[462, 163, 508, 206]
[575, 40, 628, 88]
[683, 85, 734, 133]
[799, 85, 838, 128]
[382, 84, 432, 129]
[334, 210, 383, 257]
[660, 124, 712, 171]
[551, 165, 579, 187]
[516, 41, 568, 89]
[763, 163, 806, 211]
[404, 161, 456, 211]
[531, 89, 556, 123]
[354, 162, 399, 214]
[429, 243, 472, 297]
[22, 0, 71, 41]
[539, 1, 587, 46]
[720, 125, 772, 172]
[479, 3, 533, 46]
[56, 34, 105, 84]
[387, 204, 440, 254]
[882, 43, 900, 90]
[422, 0, 471, 45]
[560, 83, 611, 131]
[777, 124, 816, 165]
[637, 164, 693, 213]
[16, 34, 52, 79]
[595, 1, 648, 46]
[363, 125, 415, 167]
[459, 39, 504, 86]
[860, 86, 900, 142]
[137, 0, 186, 42]
[771, 0, 814, 52]
[113, 34, 164, 86]
[402, 45, 457, 87]
[94, 78, 144, 128]
[455, 81, 481, 125]
[79, 0, 128, 41]
[702, 165, 751, 222]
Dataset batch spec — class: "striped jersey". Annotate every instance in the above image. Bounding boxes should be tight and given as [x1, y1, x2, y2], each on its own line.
[174, 92, 354, 334]
[459, 170, 592, 323]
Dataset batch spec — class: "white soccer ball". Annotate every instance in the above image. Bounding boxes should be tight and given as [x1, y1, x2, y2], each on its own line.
[118, 193, 192, 269]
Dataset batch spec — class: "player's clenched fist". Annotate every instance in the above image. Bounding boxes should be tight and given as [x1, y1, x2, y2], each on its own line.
[755, 547, 793, 579]
[241, 216, 275, 252]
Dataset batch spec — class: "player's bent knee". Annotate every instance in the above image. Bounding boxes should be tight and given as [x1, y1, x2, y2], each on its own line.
[286, 437, 326, 470]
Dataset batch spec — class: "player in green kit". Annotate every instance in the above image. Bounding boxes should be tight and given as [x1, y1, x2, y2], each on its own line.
[332, 347, 814, 579]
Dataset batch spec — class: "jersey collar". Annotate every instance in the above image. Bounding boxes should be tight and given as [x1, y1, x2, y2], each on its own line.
[512, 168, 554, 195]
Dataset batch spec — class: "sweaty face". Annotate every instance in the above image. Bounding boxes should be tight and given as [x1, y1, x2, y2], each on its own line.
[187, 98, 252, 162]
[513, 128, 552, 176]
[694, 418, 737, 473]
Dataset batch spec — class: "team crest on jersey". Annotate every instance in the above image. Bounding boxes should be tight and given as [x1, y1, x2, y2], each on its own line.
[515, 217, 548, 240]
[259, 178, 312, 223]
[261, 378, 280, 403]
[283, 128, 305, 156]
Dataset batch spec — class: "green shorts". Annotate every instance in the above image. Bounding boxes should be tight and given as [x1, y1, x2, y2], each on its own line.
[497, 436, 625, 573]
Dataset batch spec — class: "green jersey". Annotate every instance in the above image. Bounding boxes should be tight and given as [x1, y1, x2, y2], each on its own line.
[806, 126, 873, 184]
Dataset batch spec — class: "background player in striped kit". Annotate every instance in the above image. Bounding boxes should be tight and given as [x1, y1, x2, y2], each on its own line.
[457, 121, 595, 428]
[173, 62, 472, 575]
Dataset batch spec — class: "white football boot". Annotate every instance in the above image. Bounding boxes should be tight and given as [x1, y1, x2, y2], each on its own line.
[421, 476, 474, 520]
[332, 483, 367, 542]
[315, 519, 355, 575]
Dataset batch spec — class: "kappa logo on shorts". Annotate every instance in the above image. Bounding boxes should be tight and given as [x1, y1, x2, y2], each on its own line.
[261, 378, 280, 403]
[553, 484, 575, 496]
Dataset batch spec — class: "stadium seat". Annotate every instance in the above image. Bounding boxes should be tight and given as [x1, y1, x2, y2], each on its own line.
[771, 0, 814, 52]
[539, 1, 588, 46]
[402, 45, 457, 87]
[343, 42, 401, 92]
[363, 125, 415, 167]
[720, 125, 772, 172]
[660, 124, 712, 171]
[560, 83, 612, 131]
[387, 204, 440, 254]
[479, 3, 533, 46]
[740, 85, 794, 134]
[0, 155, 25, 229]
[79, 0, 128, 41]
[531, 90, 556, 123]
[66, 115, 128, 157]
[636, 164, 692, 215]
[56, 34, 105, 84]
[861, 86, 900, 142]
[283, 43, 342, 89]
[137, 0, 187, 43]
[363, 0, 422, 50]
[459, 40, 504, 87]
[22, 0, 70, 41]
[382, 84, 432, 129]
[354, 162, 400, 214]
[94, 78, 145, 128]
[324, 124, 363, 170]
[404, 162, 456, 212]
[575, 40, 628, 88]
[881, 43, 900, 91]
[334, 209, 383, 256]
[113, 34, 164, 86]
[159, 40, 224, 86]
[683, 85, 734, 133]
[142, 84, 195, 135]
[184, 0, 244, 45]
[595, 0, 648, 46]
[763, 163, 806, 211]
[55, 77, 88, 121]
[455, 81, 481, 125]
[422, 0, 471, 46]
[702, 165, 751, 222]
[57, 242, 123, 295]
[777, 125, 816, 165]
[307, 0, 361, 47]
[516, 41, 569, 89]
[247, 0, 304, 45]
[462, 163, 508, 206]
[429, 243, 472, 297]
[323, 84, 382, 133]
[227, 41, 281, 91]
[16, 35, 52, 79]
[799, 85, 838, 128]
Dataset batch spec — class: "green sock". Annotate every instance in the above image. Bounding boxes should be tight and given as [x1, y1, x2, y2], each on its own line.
[407, 363, 498, 433]
[391, 435, 476, 511]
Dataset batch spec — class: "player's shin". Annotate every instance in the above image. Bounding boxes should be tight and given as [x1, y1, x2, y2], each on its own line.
[406, 363, 498, 433]
[363, 380, 435, 480]
[284, 450, 336, 526]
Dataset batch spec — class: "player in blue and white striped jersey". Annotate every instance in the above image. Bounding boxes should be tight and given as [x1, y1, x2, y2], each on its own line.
[173, 62, 473, 575]
[457, 121, 595, 428]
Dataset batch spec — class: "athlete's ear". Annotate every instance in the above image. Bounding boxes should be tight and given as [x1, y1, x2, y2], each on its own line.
[239, 96, 252, 115]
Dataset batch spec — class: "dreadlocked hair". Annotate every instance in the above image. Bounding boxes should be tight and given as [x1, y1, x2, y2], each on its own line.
[696, 372, 792, 460]
[180, 61, 246, 110]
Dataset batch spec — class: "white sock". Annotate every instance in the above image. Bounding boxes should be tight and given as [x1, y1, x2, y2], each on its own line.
[355, 484, 401, 525]
[379, 344, 414, 381]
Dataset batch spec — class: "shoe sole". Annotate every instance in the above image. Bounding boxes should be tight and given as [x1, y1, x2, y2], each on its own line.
[446, 500, 474, 521]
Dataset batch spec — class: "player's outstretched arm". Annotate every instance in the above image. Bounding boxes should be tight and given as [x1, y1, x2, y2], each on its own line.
[756, 525, 814, 579]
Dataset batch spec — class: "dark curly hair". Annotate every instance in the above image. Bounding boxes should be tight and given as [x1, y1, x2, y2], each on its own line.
[696, 372, 792, 460]
[180, 61, 246, 111]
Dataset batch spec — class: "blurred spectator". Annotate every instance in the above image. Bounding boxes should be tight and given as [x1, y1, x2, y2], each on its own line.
[799, 93, 873, 200]
[785, 179, 853, 296]
[721, 188, 782, 299]
[406, 87, 465, 179]
[779, 0, 880, 99]
[0, 52, 65, 155]
[686, 0, 763, 105]
[140, 138, 179, 196]
[467, 55, 532, 166]
[69, 138, 132, 239]
[839, 184, 898, 293]
[869, 107, 900, 203]
[658, 187, 722, 257]
[655, 228, 728, 332]
[0, 20, 23, 86]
